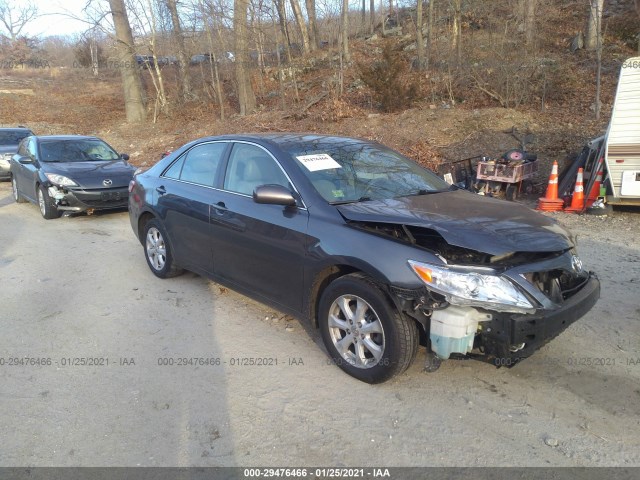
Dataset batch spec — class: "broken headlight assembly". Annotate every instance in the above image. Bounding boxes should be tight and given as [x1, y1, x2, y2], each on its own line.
[408, 260, 536, 314]
[45, 173, 77, 187]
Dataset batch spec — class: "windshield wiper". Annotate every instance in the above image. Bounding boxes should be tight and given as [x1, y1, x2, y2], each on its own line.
[403, 187, 456, 197]
[329, 196, 372, 205]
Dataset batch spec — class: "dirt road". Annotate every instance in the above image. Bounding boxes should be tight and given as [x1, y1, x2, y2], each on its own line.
[1, 180, 639, 467]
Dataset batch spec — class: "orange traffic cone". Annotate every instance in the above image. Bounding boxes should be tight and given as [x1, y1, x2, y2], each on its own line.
[565, 167, 585, 212]
[537, 161, 564, 211]
[586, 161, 604, 208]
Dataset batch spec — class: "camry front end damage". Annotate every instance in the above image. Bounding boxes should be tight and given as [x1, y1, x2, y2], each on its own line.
[336, 192, 600, 369]
[343, 221, 598, 368]
[397, 247, 599, 368]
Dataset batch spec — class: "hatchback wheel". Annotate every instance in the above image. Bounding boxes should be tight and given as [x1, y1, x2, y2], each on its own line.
[319, 273, 419, 383]
[12, 176, 26, 203]
[38, 185, 60, 219]
[143, 219, 183, 278]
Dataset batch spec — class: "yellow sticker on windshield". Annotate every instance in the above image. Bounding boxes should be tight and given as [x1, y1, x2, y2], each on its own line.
[332, 189, 344, 198]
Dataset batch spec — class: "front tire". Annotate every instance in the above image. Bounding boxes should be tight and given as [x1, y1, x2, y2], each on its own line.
[318, 273, 419, 383]
[12, 176, 26, 203]
[38, 185, 60, 219]
[143, 219, 183, 278]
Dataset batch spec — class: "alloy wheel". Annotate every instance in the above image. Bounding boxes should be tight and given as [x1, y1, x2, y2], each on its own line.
[146, 227, 167, 271]
[327, 295, 385, 368]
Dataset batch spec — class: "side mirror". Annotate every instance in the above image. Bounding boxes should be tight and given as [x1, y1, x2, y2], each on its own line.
[253, 184, 297, 207]
[17, 155, 33, 164]
[120, 153, 130, 161]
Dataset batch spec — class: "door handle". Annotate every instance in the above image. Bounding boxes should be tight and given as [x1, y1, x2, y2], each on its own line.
[212, 201, 228, 214]
[156, 186, 166, 195]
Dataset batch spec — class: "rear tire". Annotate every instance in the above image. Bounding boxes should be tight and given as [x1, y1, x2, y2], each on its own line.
[318, 273, 419, 383]
[143, 219, 183, 278]
[12, 176, 26, 203]
[38, 185, 60, 219]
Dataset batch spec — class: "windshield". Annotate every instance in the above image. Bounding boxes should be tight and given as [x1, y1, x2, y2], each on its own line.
[0, 130, 31, 146]
[38, 139, 120, 163]
[284, 140, 452, 203]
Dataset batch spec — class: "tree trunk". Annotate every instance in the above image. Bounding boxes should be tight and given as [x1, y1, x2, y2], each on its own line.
[275, 0, 292, 62]
[166, 0, 192, 102]
[524, 0, 537, 47]
[341, 0, 350, 62]
[108, 0, 146, 123]
[290, 0, 310, 54]
[234, 0, 256, 115]
[304, 0, 319, 50]
[370, 0, 375, 34]
[585, 0, 605, 50]
[416, 0, 424, 70]
[451, 0, 462, 65]
[427, 0, 434, 68]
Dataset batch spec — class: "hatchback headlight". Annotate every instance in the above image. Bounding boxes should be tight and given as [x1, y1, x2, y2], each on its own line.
[46, 173, 77, 187]
[408, 260, 535, 313]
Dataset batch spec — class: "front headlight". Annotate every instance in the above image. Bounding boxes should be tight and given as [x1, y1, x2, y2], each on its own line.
[45, 173, 77, 187]
[408, 260, 535, 313]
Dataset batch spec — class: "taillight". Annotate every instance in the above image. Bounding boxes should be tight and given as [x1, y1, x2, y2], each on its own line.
[128, 179, 136, 193]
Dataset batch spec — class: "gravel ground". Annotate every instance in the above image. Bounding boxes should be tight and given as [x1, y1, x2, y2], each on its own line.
[0, 180, 639, 467]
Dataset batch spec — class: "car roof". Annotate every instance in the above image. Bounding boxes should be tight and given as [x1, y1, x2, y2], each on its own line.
[0, 127, 33, 133]
[34, 135, 101, 142]
[197, 133, 372, 149]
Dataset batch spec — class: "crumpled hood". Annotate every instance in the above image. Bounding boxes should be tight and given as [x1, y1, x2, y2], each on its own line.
[43, 160, 135, 188]
[336, 190, 574, 256]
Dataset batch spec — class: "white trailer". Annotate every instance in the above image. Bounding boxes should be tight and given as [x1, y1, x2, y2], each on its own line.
[604, 57, 640, 206]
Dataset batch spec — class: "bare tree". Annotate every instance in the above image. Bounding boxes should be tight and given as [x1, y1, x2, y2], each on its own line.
[341, 0, 350, 62]
[0, 0, 37, 41]
[427, 0, 434, 68]
[451, 0, 462, 65]
[524, 0, 537, 47]
[370, 0, 375, 34]
[166, 0, 193, 102]
[198, 0, 225, 120]
[290, 0, 311, 54]
[108, 0, 146, 122]
[305, 0, 319, 49]
[416, 0, 424, 70]
[275, 0, 292, 62]
[144, 0, 169, 121]
[234, 0, 256, 114]
[585, 0, 605, 50]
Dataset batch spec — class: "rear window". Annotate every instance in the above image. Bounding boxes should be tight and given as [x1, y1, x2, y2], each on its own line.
[0, 130, 32, 146]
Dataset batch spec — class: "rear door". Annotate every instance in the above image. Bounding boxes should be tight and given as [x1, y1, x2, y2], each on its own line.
[156, 141, 229, 275]
[210, 142, 310, 312]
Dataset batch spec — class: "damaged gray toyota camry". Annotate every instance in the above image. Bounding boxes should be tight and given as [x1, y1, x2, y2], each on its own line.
[128, 134, 600, 383]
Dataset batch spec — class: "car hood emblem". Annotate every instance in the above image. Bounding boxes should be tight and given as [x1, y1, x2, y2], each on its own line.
[103, 179, 113, 186]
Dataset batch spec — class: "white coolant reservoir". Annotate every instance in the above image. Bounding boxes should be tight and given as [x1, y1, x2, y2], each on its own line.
[430, 306, 492, 359]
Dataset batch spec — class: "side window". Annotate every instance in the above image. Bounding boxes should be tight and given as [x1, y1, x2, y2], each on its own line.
[163, 156, 185, 179]
[223, 143, 290, 195]
[164, 142, 226, 187]
[17, 139, 28, 156]
[27, 138, 37, 158]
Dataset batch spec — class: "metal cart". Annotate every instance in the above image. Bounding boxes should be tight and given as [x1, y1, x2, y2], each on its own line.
[476, 159, 539, 200]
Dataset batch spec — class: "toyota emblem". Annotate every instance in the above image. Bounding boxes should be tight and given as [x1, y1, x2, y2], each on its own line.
[103, 179, 113, 186]
[571, 254, 583, 273]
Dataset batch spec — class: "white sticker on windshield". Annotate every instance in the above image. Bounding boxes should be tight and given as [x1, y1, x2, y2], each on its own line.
[296, 154, 342, 172]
